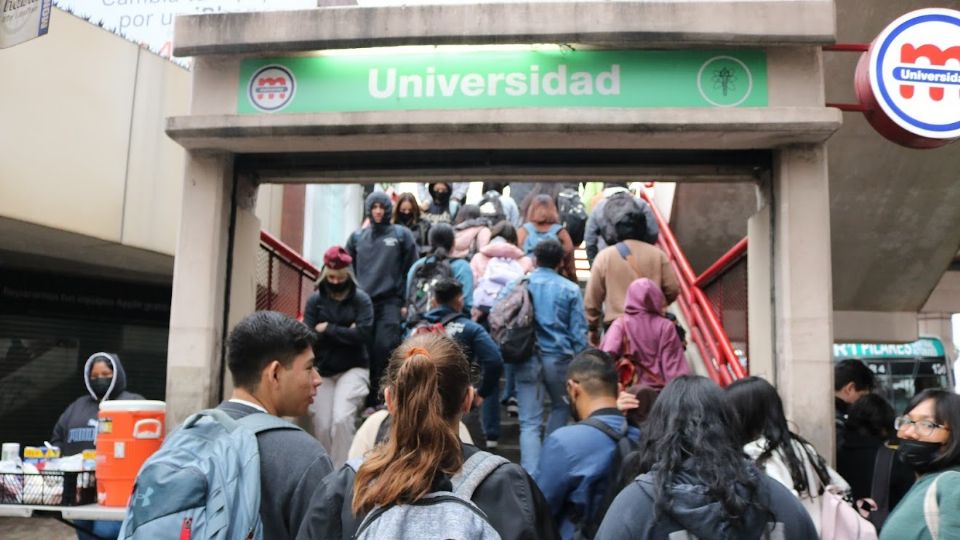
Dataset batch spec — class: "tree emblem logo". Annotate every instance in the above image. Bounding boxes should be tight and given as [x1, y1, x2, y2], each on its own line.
[697, 56, 754, 107]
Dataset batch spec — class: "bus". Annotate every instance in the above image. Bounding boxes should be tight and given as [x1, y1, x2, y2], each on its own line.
[833, 337, 955, 413]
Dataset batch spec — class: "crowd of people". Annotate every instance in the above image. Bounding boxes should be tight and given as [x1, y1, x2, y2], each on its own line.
[103, 181, 960, 540]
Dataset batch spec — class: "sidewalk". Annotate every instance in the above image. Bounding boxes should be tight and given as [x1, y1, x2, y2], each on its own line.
[0, 516, 75, 539]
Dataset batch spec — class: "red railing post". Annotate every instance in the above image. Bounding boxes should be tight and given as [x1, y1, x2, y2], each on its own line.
[640, 191, 747, 384]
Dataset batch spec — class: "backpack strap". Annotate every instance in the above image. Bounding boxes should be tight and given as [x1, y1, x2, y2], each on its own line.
[440, 310, 464, 326]
[579, 416, 628, 441]
[923, 470, 960, 540]
[451, 451, 510, 500]
[236, 412, 302, 435]
[869, 445, 895, 518]
[547, 223, 563, 235]
[615, 241, 644, 278]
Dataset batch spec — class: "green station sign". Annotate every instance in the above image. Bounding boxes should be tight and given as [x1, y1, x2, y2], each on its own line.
[238, 48, 768, 114]
[833, 338, 947, 361]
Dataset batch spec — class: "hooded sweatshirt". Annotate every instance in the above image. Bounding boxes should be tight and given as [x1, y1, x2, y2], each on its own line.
[345, 192, 418, 304]
[51, 352, 143, 456]
[594, 466, 818, 540]
[599, 278, 689, 389]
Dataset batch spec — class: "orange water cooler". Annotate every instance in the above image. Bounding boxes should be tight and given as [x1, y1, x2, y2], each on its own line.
[96, 400, 165, 507]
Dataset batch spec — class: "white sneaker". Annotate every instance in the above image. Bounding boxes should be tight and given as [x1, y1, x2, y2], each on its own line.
[505, 398, 519, 417]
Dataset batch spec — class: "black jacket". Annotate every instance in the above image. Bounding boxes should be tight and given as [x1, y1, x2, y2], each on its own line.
[295, 444, 558, 540]
[595, 464, 818, 540]
[51, 353, 143, 456]
[837, 431, 915, 511]
[303, 282, 374, 376]
[346, 192, 418, 304]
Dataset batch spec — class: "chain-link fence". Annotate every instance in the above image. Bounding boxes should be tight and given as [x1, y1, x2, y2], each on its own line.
[256, 234, 319, 320]
[702, 254, 748, 360]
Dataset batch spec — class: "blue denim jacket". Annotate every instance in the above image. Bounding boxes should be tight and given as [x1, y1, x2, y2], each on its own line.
[507, 267, 587, 356]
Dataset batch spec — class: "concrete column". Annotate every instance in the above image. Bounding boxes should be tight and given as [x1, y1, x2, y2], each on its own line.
[772, 144, 835, 460]
[222, 175, 262, 402]
[748, 202, 775, 382]
[164, 153, 249, 427]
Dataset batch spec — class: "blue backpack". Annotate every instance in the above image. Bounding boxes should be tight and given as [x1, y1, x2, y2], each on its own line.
[120, 409, 299, 540]
[521, 223, 562, 254]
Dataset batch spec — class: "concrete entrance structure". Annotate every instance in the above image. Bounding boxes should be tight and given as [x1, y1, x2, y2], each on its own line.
[163, 1, 842, 455]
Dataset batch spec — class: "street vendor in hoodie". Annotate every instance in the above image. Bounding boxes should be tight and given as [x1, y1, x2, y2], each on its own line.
[51, 352, 142, 540]
[51, 352, 143, 456]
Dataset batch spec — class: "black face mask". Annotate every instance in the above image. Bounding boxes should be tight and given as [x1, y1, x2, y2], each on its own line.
[896, 439, 944, 472]
[325, 280, 351, 294]
[434, 191, 451, 206]
[397, 212, 415, 225]
[91, 377, 113, 399]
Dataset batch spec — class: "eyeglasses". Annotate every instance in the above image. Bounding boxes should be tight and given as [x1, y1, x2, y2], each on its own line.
[895, 415, 949, 437]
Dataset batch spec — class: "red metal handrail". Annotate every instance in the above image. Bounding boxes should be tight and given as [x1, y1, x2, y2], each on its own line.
[640, 191, 747, 385]
[260, 230, 320, 279]
[694, 237, 748, 289]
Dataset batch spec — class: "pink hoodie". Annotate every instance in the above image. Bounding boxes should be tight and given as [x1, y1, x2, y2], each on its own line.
[600, 278, 690, 389]
[470, 239, 534, 282]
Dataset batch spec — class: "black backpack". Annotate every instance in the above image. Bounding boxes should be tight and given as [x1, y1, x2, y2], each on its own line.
[406, 258, 454, 324]
[576, 417, 639, 539]
[557, 188, 588, 246]
[479, 191, 507, 226]
[600, 192, 645, 246]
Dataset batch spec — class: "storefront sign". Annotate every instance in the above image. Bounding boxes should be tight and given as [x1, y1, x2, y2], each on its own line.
[833, 338, 946, 361]
[856, 8, 960, 148]
[0, 0, 51, 49]
[238, 49, 768, 114]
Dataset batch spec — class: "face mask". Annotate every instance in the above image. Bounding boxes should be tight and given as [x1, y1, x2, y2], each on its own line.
[397, 212, 414, 225]
[91, 377, 113, 399]
[325, 280, 350, 294]
[434, 191, 451, 205]
[896, 439, 944, 471]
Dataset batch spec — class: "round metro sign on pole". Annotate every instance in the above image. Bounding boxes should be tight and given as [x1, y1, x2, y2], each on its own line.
[854, 8, 960, 149]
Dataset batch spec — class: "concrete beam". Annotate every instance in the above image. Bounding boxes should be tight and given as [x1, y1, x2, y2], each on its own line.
[922, 271, 960, 313]
[173, 1, 836, 57]
[165, 107, 841, 154]
[833, 311, 919, 343]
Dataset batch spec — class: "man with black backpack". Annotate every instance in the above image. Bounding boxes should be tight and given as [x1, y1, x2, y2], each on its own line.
[534, 349, 640, 540]
[584, 183, 659, 264]
[347, 191, 418, 410]
[122, 311, 333, 539]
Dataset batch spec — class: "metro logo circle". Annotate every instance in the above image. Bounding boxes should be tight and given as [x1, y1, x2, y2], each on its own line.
[869, 8, 960, 140]
[248, 65, 296, 112]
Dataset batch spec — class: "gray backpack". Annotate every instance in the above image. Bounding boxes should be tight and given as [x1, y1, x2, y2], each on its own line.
[349, 451, 508, 540]
[120, 409, 299, 540]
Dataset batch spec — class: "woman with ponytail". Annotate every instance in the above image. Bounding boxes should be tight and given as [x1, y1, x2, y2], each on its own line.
[296, 334, 556, 540]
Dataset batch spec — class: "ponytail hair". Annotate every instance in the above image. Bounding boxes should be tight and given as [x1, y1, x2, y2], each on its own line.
[428, 223, 455, 261]
[352, 334, 472, 515]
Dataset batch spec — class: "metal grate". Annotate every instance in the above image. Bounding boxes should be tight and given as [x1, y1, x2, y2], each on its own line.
[256, 236, 319, 320]
[702, 255, 748, 360]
